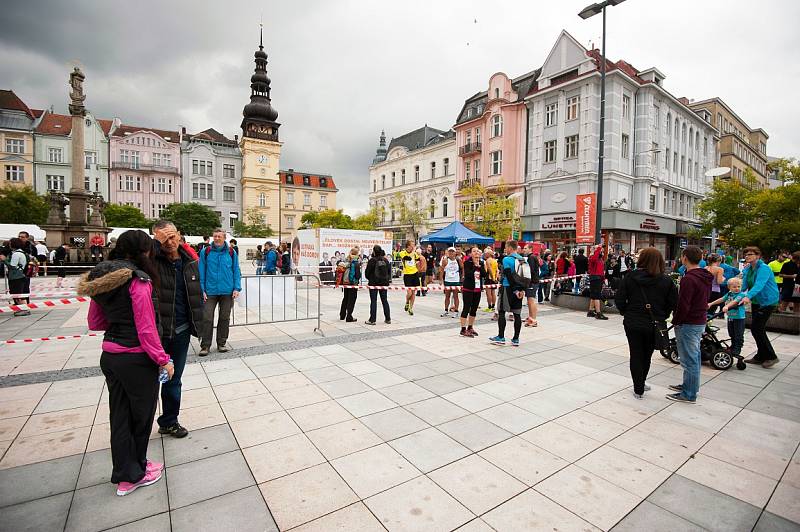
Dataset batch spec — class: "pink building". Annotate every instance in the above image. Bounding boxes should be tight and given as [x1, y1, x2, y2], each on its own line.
[109, 124, 181, 219]
[453, 71, 537, 235]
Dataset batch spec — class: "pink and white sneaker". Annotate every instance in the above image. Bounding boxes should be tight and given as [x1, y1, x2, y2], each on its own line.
[116, 468, 162, 496]
[146, 460, 163, 474]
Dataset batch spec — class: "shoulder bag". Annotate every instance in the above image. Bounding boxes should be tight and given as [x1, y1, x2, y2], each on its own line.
[636, 278, 670, 349]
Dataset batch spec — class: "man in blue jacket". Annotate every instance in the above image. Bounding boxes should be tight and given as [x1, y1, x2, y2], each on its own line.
[740, 246, 780, 368]
[198, 229, 242, 356]
[264, 241, 278, 275]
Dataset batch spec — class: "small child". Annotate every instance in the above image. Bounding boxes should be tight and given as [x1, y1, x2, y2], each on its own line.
[708, 277, 746, 357]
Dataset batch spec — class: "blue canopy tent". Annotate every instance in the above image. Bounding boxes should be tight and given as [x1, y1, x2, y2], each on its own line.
[419, 221, 494, 245]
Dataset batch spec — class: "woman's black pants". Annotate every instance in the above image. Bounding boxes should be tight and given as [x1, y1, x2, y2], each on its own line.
[624, 325, 655, 395]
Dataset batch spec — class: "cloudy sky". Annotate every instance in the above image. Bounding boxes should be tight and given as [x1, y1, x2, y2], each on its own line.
[4, 0, 798, 213]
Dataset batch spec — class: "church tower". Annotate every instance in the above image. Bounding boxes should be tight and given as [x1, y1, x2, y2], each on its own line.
[240, 27, 282, 235]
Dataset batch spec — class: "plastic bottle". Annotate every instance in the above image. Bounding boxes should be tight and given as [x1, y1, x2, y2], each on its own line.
[158, 358, 173, 384]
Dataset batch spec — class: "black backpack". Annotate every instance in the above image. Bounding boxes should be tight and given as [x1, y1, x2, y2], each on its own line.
[373, 257, 390, 285]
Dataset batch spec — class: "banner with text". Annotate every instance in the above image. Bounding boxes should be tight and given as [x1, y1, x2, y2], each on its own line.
[575, 193, 596, 244]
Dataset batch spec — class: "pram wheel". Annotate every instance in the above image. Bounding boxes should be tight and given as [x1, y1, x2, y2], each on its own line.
[710, 349, 733, 370]
[661, 339, 680, 364]
[736, 360, 746, 370]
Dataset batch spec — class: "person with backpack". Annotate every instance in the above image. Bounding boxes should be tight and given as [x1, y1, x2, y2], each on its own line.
[339, 247, 361, 322]
[365, 245, 391, 325]
[4, 238, 32, 316]
[279, 243, 291, 275]
[264, 241, 278, 275]
[459, 246, 487, 337]
[198, 229, 241, 356]
[537, 251, 552, 303]
[490, 241, 530, 347]
[53, 243, 70, 288]
[523, 245, 541, 327]
[439, 247, 462, 317]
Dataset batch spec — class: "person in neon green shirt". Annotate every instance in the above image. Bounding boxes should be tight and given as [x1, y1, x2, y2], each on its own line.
[768, 251, 790, 286]
[398, 240, 420, 315]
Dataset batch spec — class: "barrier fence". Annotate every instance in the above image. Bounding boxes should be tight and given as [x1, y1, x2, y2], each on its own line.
[229, 273, 323, 335]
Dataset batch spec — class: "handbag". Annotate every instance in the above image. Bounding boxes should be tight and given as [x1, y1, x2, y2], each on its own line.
[636, 280, 670, 349]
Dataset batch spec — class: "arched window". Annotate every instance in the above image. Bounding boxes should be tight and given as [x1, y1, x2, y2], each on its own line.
[258, 193, 266, 207]
[429, 198, 436, 219]
[491, 114, 503, 137]
[381, 175, 385, 189]
[682, 123, 687, 145]
[689, 127, 693, 148]
[695, 131, 700, 151]
[494, 88, 500, 99]
[674, 119, 679, 139]
[442, 197, 449, 217]
[667, 112, 672, 134]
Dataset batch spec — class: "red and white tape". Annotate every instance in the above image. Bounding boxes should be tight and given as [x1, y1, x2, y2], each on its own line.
[3, 333, 100, 344]
[0, 296, 89, 314]
[4, 292, 79, 299]
[334, 274, 588, 290]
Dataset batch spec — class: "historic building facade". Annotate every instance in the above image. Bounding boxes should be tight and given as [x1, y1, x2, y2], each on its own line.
[368, 126, 456, 242]
[181, 128, 242, 230]
[522, 31, 719, 258]
[688, 97, 768, 188]
[33, 110, 114, 198]
[0, 90, 42, 189]
[453, 70, 536, 235]
[108, 124, 181, 218]
[278, 169, 337, 240]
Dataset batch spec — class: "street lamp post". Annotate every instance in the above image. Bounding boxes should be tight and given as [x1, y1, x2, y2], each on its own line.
[579, 0, 627, 245]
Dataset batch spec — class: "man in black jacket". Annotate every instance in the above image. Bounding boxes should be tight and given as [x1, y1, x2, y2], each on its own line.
[573, 248, 588, 294]
[365, 245, 391, 325]
[152, 220, 205, 438]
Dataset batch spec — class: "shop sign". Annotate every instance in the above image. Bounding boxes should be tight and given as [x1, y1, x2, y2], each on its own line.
[576, 193, 596, 244]
[540, 214, 576, 230]
[639, 217, 661, 231]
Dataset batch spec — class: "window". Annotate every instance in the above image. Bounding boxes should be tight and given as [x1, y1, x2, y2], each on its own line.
[475, 127, 481, 144]
[649, 190, 657, 211]
[223, 186, 235, 202]
[688, 127, 693, 148]
[695, 132, 700, 151]
[287, 216, 294, 229]
[474, 159, 480, 180]
[545, 103, 558, 127]
[163, 154, 172, 168]
[565, 135, 579, 159]
[490, 150, 502, 175]
[259, 192, 266, 207]
[304, 193, 311, 206]
[84, 151, 97, 169]
[465, 161, 471, 179]
[95, 176, 100, 191]
[229, 212, 237, 228]
[46, 174, 64, 191]
[5, 138, 24, 154]
[429, 199, 435, 219]
[622, 95, 630, 119]
[152, 204, 166, 218]
[223, 164, 235, 178]
[681, 123, 687, 145]
[681, 155, 686, 177]
[84, 176, 90, 191]
[48, 147, 63, 163]
[466, 130, 472, 145]
[654, 106, 660, 130]
[667, 112, 672, 135]
[401, 169, 406, 184]
[653, 143, 659, 168]
[414, 166, 419, 182]
[566, 96, 580, 121]
[320, 195, 327, 207]
[674, 119, 679, 140]
[430, 161, 436, 179]
[679, 194, 685, 217]
[716, 113, 722, 130]
[157, 177, 167, 193]
[673, 152, 678, 173]
[621, 134, 629, 159]
[372, 180, 376, 192]
[665, 148, 670, 170]
[152, 152, 162, 166]
[663, 189, 668, 211]
[672, 191, 678, 214]
[124, 175, 135, 191]
[303, 175, 310, 186]
[391, 172, 395, 187]
[192, 183, 213, 199]
[494, 87, 500, 99]
[442, 196, 449, 217]
[287, 191, 294, 204]
[704, 137, 708, 154]
[136, 176, 141, 191]
[192, 160, 212, 176]
[688, 158, 693, 179]
[285, 174, 295, 185]
[5, 164, 24, 182]
[443, 158, 449, 175]
[466, 108, 473, 119]
[544, 140, 557, 163]
[381, 175, 386, 189]
[491, 114, 503, 137]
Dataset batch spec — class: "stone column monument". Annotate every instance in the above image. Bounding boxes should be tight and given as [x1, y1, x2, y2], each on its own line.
[67, 67, 89, 225]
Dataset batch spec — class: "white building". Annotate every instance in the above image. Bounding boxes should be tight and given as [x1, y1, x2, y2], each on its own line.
[368, 126, 456, 242]
[522, 31, 719, 259]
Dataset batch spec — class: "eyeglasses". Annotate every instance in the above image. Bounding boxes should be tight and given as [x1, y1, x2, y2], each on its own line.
[744, 253, 757, 257]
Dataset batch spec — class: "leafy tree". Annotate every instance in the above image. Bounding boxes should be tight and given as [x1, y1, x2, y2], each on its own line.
[389, 193, 427, 241]
[233, 207, 274, 238]
[768, 157, 800, 184]
[104, 204, 150, 228]
[352, 206, 381, 230]
[0, 185, 48, 224]
[160, 202, 220, 237]
[694, 179, 750, 245]
[458, 182, 519, 240]
[301, 209, 354, 229]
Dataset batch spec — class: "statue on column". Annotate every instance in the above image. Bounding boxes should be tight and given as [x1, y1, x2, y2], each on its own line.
[46, 191, 69, 225]
[68, 67, 86, 116]
[88, 192, 108, 226]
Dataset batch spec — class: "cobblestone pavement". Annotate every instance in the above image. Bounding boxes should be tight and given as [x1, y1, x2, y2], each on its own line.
[0, 280, 798, 531]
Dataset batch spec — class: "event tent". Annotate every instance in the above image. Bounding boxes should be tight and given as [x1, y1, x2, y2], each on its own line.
[419, 221, 494, 245]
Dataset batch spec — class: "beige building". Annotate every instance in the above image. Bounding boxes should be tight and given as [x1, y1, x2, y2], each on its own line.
[0, 90, 41, 189]
[689, 97, 769, 188]
[279, 169, 337, 240]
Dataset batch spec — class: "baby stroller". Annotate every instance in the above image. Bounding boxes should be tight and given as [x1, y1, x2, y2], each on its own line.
[659, 312, 746, 371]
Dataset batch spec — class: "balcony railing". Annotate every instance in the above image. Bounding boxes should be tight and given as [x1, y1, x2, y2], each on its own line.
[459, 142, 482, 156]
[458, 178, 480, 190]
[112, 161, 179, 174]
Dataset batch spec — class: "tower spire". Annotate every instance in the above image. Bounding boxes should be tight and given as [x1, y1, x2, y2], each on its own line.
[241, 25, 280, 140]
[259, 18, 263, 49]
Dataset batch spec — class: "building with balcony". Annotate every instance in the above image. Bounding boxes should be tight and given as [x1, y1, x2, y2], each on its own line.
[33, 110, 114, 198]
[181, 127, 242, 231]
[522, 31, 718, 259]
[368, 126, 456, 242]
[453, 70, 536, 237]
[688, 97, 768, 188]
[1, 90, 43, 189]
[278, 169, 337, 240]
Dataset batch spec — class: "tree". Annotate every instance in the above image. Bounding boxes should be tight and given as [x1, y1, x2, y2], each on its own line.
[352, 206, 381, 230]
[768, 157, 800, 184]
[390, 193, 427, 241]
[694, 178, 750, 245]
[458, 182, 519, 240]
[301, 209, 354, 229]
[233, 207, 274, 238]
[0, 185, 48, 224]
[160, 202, 220, 237]
[104, 204, 150, 228]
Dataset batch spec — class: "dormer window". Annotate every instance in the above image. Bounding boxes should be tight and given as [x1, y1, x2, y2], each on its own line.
[320, 177, 327, 187]
[286, 174, 294, 184]
[303, 175, 310, 186]
[466, 108, 473, 119]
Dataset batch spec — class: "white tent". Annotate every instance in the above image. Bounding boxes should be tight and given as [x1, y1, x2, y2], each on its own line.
[0, 223, 46, 242]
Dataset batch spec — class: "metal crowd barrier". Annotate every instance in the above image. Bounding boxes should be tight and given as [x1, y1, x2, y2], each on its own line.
[230, 273, 323, 335]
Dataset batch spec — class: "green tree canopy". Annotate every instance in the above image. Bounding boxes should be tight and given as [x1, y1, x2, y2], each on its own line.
[233, 207, 274, 238]
[389, 193, 427, 241]
[160, 202, 220, 237]
[352, 207, 380, 230]
[301, 209, 354, 229]
[0, 185, 48, 225]
[768, 157, 800, 184]
[458, 182, 519, 240]
[104, 204, 150, 228]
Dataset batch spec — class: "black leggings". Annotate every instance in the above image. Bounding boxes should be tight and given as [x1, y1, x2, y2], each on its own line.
[624, 324, 655, 395]
[461, 290, 481, 318]
[498, 311, 522, 340]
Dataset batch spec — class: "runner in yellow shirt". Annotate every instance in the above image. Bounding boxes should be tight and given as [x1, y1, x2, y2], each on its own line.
[483, 248, 498, 312]
[399, 240, 420, 315]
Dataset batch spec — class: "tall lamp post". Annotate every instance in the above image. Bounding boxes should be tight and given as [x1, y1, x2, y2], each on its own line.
[579, 0, 627, 245]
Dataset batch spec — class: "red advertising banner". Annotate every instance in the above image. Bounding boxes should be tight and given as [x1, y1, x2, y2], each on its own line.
[575, 193, 596, 244]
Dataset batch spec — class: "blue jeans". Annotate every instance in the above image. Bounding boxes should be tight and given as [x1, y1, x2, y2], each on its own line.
[676, 324, 705, 401]
[157, 328, 191, 428]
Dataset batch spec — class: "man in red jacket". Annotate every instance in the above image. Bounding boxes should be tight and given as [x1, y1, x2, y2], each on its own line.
[587, 245, 608, 320]
[667, 245, 712, 404]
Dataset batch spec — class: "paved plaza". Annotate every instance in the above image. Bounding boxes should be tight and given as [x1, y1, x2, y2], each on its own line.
[0, 280, 799, 531]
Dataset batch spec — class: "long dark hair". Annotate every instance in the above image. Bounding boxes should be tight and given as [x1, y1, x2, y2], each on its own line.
[109, 230, 160, 291]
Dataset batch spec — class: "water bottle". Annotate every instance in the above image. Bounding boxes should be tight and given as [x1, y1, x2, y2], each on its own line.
[158, 358, 173, 384]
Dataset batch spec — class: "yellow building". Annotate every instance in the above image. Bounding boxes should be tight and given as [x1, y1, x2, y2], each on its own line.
[0, 90, 41, 189]
[240, 32, 283, 234]
[278, 169, 338, 240]
[689, 97, 769, 188]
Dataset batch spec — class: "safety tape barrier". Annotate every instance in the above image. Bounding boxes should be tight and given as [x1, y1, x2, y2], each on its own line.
[4, 292, 79, 299]
[333, 273, 588, 290]
[3, 333, 100, 344]
[0, 296, 89, 314]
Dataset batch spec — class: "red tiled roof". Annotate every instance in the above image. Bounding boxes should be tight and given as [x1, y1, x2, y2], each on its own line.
[31, 109, 44, 118]
[35, 112, 73, 135]
[187, 128, 236, 144]
[0, 90, 35, 118]
[98, 119, 114, 135]
[278, 170, 337, 190]
[111, 124, 179, 143]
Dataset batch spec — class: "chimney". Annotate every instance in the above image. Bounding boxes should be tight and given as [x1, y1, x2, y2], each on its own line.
[181, 126, 186, 135]
[234, 134, 239, 142]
